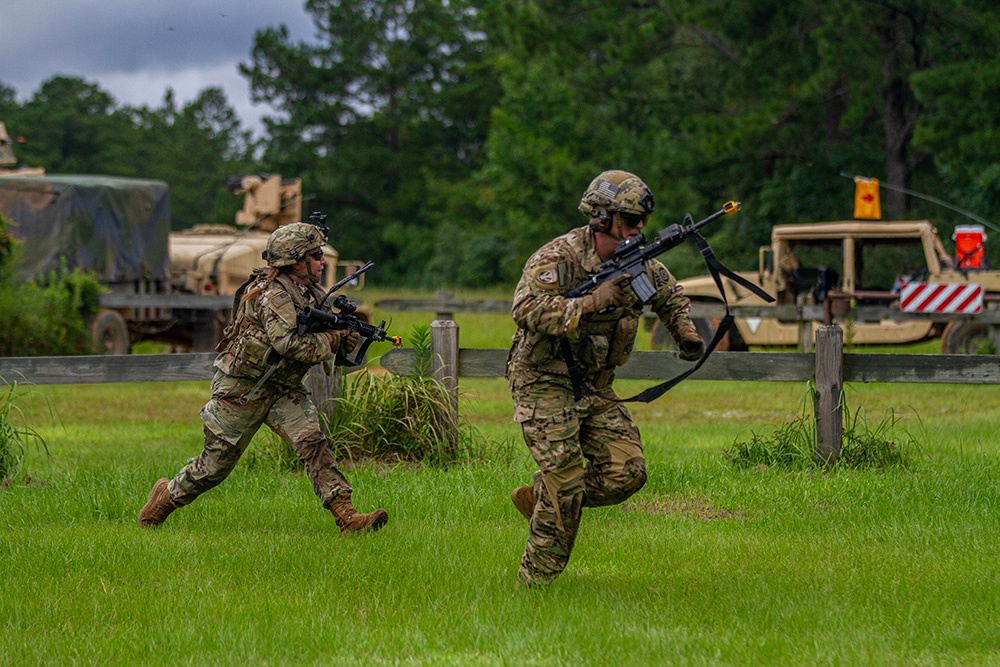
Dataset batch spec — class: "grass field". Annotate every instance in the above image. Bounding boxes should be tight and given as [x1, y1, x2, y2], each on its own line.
[2, 290, 999, 665]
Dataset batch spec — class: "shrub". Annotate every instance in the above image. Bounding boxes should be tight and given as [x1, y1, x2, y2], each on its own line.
[323, 323, 491, 465]
[0, 263, 103, 357]
[249, 324, 495, 471]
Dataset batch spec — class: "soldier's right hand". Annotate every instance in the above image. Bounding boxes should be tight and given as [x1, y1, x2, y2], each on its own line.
[581, 274, 632, 314]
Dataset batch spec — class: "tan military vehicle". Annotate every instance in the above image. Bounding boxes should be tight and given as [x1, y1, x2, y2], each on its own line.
[166, 174, 369, 350]
[660, 220, 1000, 354]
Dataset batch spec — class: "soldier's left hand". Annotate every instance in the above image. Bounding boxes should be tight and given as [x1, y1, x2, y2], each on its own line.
[342, 330, 361, 353]
[677, 327, 705, 362]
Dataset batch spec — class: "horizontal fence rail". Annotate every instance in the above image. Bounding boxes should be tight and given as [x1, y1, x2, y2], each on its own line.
[0, 353, 219, 384]
[379, 348, 1000, 385]
[1, 348, 997, 388]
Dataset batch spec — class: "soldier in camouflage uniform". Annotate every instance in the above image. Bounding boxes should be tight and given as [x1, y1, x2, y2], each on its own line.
[139, 223, 388, 534]
[507, 170, 705, 586]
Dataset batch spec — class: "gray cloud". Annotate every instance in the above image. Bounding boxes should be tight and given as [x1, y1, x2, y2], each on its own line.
[0, 0, 317, 136]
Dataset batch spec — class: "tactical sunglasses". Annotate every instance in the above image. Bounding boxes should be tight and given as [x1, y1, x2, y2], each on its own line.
[308, 249, 324, 260]
[619, 212, 647, 228]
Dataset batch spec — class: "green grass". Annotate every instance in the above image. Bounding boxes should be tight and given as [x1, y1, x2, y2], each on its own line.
[3, 376, 1000, 665]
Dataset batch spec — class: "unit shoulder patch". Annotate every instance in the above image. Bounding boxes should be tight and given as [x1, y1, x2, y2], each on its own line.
[530, 263, 563, 291]
[652, 264, 673, 289]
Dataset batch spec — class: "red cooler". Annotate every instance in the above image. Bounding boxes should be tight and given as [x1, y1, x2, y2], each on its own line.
[953, 225, 986, 269]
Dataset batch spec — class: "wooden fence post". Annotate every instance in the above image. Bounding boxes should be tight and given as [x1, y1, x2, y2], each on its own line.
[814, 325, 843, 464]
[303, 363, 344, 429]
[431, 319, 460, 445]
[796, 294, 813, 353]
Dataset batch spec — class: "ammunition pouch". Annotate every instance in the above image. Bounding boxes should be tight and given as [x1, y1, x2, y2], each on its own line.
[606, 314, 639, 367]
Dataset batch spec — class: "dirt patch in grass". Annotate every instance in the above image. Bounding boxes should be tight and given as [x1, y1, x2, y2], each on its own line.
[2, 475, 47, 488]
[623, 493, 743, 520]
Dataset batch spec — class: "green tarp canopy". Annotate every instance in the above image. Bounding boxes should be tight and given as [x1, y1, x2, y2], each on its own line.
[0, 174, 171, 283]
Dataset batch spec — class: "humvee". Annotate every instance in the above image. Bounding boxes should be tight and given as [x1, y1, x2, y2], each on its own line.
[660, 220, 1000, 354]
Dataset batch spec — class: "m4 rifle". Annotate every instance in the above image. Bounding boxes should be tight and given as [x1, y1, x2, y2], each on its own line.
[565, 201, 741, 303]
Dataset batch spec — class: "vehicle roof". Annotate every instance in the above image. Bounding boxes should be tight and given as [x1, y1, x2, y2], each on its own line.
[772, 220, 936, 241]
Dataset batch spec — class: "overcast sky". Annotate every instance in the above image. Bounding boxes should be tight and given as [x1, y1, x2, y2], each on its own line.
[0, 0, 317, 138]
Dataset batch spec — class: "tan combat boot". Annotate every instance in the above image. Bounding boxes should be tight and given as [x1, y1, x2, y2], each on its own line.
[139, 478, 178, 527]
[328, 496, 389, 534]
[511, 485, 535, 521]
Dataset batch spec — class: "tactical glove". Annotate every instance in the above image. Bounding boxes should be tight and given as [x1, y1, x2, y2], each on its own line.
[342, 330, 361, 354]
[321, 330, 341, 354]
[581, 274, 631, 314]
[676, 326, 705, 362]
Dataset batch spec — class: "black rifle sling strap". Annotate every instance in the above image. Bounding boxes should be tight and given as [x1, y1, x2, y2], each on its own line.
[560, 231, 775, 403]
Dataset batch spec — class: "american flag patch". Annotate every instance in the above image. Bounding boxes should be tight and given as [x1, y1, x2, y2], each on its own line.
[596, 180, 619, 198]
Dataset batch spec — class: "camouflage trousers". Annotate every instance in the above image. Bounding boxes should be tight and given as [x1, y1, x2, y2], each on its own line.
[168, 371, 352, 508]
[512, 383, 647, 586]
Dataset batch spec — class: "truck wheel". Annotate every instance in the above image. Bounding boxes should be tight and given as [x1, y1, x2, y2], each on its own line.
[941, 321, 994, 354]
[90, 310, 130, 355]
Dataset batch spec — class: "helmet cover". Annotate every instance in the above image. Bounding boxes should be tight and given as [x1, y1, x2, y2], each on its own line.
[262, 222, 326, 267]
[578, 170, 655, 224]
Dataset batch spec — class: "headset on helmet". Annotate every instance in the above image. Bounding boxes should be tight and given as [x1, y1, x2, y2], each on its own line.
[578, 170, 655, 233]
[261, 222, 327, 267]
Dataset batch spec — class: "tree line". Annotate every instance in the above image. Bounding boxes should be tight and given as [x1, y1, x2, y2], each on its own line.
[2, 0, 998, 287]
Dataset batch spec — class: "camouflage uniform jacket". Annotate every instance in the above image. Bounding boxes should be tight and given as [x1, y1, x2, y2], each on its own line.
[214, 272, 337, 390]
[507, 226, 695, 391]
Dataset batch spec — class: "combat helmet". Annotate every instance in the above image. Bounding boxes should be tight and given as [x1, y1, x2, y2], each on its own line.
[262, 222, 326, 267]
[578, 170, 655, 233]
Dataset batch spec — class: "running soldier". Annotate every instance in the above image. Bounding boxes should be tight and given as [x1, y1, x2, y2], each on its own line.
[507, 170, 704, 586]
[139, 222, 388, 534]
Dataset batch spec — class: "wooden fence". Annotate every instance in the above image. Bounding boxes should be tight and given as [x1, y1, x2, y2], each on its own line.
[379, 320, 1000, 462]
[1, 321, 997, 462]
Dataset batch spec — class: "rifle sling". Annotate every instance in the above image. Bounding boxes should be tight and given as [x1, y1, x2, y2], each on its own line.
[336, 335, 375, 368]
[559, 232, 774, 403]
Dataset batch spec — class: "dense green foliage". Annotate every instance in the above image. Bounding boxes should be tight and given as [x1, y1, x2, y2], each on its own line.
[3, 0, 999, 285]
[0, 213, 103, 356]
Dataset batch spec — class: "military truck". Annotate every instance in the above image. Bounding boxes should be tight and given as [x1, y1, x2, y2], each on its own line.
[657, 219, 1000, 354]
[164, 173, 367, 351]
[0, 122, 364, 354]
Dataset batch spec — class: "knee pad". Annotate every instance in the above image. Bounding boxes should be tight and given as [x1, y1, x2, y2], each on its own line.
[621, 456, 647, 498]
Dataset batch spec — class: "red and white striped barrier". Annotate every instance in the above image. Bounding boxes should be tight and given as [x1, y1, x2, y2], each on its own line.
[899, 282, 983, 314]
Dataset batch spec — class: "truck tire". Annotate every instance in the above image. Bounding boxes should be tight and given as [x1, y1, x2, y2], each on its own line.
[941, 321, 994, 355]
[90, 310, 130, 355]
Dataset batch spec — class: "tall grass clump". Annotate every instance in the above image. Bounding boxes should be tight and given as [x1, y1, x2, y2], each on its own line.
[0, 379, 50, 482]
[724, 385, 916, 471]
[250, 324, 495, 470]
[323, 323, 490, 465]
